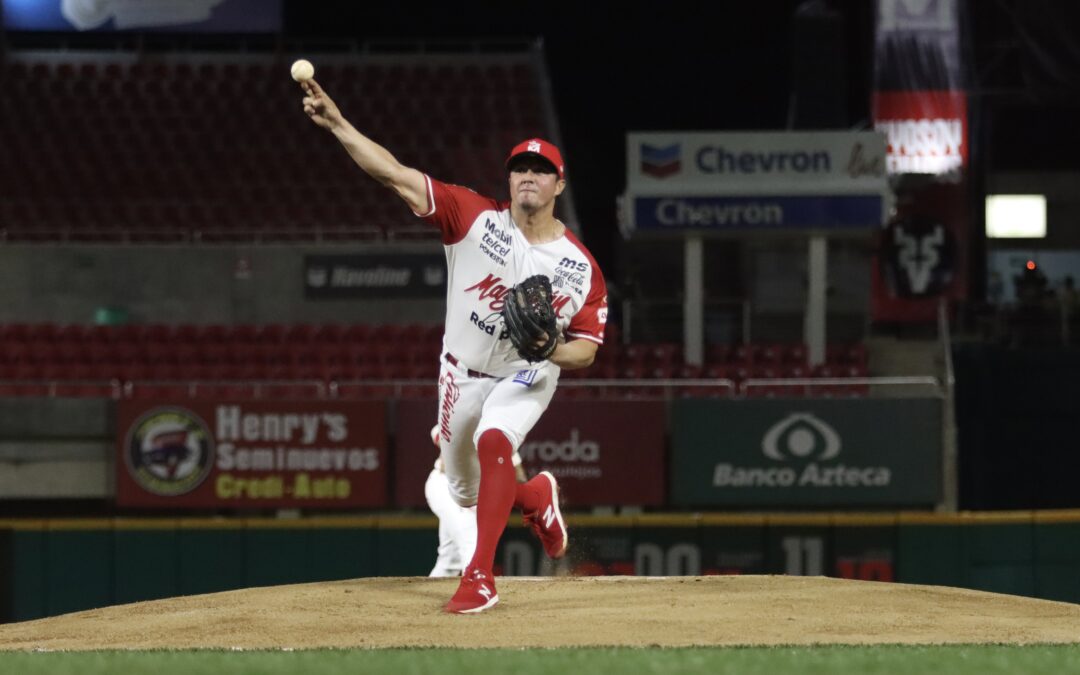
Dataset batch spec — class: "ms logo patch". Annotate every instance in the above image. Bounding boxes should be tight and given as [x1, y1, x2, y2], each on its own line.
[125, 407, 214, 497]
[761, 413, 841, 461]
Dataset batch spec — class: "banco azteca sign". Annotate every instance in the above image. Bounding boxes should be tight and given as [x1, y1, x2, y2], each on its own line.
[713, 412, 892, 488]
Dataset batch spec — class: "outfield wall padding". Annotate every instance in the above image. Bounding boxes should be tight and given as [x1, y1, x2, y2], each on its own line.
[3, 512, 1080, 622]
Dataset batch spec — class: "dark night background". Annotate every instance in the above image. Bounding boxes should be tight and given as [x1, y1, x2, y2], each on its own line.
[4, 0, 1080, 513]
[10, 0, 1079, 277]
[285, 1, 873, 271]
[281, 0, 1080, 279]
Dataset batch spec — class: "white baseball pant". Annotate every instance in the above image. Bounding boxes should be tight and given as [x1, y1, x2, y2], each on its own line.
[436, 354, 558, 508]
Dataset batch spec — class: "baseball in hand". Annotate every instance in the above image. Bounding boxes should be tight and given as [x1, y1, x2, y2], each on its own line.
[290, 59, 315, 82]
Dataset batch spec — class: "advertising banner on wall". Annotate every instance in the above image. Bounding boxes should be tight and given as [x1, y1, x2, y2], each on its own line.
[627, 131, 887, 194]
[872, 180, 969, 321]
[671, 398, 941, 507]
[873, 90, 967, 177]
[872, 0, 967, 180]
[631, 194, 884, 232]
[624, 131, 887, 233]
[304, 253, 447, 299]
[116, 400, 388, 508]
[2, 0, 282, 32]
[871, 0, 970, 321]
[394, 399, 666, 507]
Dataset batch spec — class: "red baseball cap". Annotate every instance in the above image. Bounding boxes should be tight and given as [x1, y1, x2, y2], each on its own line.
[505, 138, 565, 179]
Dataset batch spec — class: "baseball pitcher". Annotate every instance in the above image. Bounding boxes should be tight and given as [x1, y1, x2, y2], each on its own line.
[301, 77, 607, 613]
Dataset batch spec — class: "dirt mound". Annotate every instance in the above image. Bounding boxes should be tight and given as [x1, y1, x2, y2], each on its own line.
[3, 576, 1080, 650]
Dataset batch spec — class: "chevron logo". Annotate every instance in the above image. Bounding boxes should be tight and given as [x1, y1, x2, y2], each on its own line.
[641, 143, 682, 178]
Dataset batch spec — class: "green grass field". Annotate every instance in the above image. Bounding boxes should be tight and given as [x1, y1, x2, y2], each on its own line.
[3, 645, 1080, 675]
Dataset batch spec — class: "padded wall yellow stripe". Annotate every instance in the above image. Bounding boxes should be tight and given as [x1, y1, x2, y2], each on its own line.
[3, 509, 1080, 531]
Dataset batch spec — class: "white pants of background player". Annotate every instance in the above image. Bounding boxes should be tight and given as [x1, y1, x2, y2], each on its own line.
[436, 354, 559, 508]
[424, 449, 526, 577]
[425, 462, 478, 577]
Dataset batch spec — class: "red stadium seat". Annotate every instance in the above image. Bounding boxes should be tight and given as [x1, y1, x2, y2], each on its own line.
[284, 324, 317, 344]
[257, 324, 286, 344]
[784, 343, 808, 365]
[732, 344, 757, 366]
[705, 344, 731, 364]
[313, 324, 345, 344]
[647, 343, 681, 366]
[229, 324, 260, 344]
[0, 57, 547, 242]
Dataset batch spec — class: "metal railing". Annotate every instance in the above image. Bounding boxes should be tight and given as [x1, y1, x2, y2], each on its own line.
[938, 300, 959, 512]
[0, 376, 945, 400]
[742, 376, 941, 398]
[0, 225, 429, 246]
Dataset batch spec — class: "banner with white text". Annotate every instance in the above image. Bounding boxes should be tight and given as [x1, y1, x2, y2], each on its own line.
[116, 400, 388, 509]
[627, 131, 887, 195]
[871, 0, 969, 321]
[671, 398, 941, 507]
[394, 399, 667, 507]
[872, 0, 968, 179]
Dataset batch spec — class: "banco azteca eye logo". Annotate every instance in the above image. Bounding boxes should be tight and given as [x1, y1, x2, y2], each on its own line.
[761, 413, 841, 461]
[125, 407, 214, 497]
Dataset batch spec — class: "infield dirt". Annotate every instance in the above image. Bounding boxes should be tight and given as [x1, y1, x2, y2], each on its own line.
[2, 575, 1080, 650]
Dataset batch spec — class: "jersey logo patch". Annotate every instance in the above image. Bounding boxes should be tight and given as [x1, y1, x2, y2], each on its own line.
[465, 273, 573, 318]
[513, 369, 538, 387]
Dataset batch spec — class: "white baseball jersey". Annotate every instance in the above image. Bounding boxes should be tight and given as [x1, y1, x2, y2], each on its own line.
[415, 175, 608, 378]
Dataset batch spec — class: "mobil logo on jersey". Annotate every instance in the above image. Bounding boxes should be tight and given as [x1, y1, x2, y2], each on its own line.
[464, 273, 572, 317]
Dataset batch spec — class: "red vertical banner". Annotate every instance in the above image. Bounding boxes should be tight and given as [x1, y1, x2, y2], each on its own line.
[116, 400, 389, 509]
[873, 90, 968, 177]
[872, 0, 970, 322]
[872, 180, 968, 321]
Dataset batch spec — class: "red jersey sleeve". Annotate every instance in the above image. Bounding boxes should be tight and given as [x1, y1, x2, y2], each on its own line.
[566, 263, 608, 345]
[413, 174, 499, 245]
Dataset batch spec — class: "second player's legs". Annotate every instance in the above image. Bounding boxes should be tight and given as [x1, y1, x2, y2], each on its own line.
[425, 468, 477, 577]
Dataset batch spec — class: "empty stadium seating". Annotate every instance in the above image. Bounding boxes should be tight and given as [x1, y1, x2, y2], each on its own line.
[0, 323, 870, 400]
[0, 58, 551, 242]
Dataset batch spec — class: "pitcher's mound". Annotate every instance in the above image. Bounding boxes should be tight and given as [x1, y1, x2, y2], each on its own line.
[3, 576, 1080, 650]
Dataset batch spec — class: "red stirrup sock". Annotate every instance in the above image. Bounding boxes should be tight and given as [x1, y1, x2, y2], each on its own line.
[469, 429, 518, 573]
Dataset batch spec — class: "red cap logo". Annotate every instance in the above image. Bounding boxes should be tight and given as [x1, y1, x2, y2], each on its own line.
[506, 138, 565, 179]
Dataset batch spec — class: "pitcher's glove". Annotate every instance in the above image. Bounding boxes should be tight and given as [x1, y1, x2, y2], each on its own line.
[502, 275, 559, 363]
